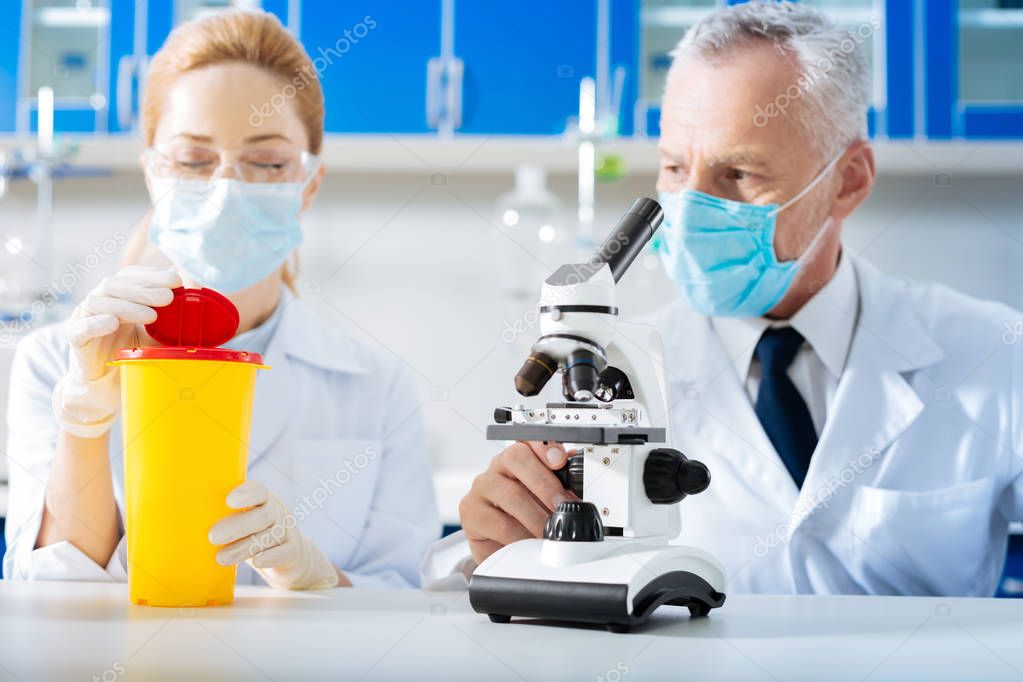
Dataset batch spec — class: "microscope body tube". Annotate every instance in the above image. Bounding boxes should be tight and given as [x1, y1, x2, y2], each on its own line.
[594, 197, 664, 283]
[513, 198, 664, 398]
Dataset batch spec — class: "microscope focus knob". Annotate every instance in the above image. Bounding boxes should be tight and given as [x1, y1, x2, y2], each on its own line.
[553, 453, 584, 499]
[643, 449, 711, 504]
[543, 501, 604, 542]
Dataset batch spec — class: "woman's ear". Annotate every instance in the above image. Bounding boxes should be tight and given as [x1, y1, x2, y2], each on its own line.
[831, 141, 875, 223]
[139, 152, 154, 199]
[301, 163, 326, 213]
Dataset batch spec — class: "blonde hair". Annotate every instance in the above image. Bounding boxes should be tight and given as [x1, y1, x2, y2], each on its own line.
[142, 10, 324, 152]
[137, 10, 325, 291]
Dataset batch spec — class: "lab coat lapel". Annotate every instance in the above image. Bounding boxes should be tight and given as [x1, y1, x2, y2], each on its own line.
[793, 259, 944, 527]
[245, 302, 299, 470]
[661, 303, 800, 514]
[243, 295, 373, 470]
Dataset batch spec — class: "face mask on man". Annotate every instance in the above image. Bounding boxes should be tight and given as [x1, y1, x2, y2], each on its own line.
[657, 151, 843, 317]
[147, 170, 317, 294]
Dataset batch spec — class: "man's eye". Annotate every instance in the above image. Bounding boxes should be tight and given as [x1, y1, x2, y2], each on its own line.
[725, 168, 754, 182]
[663, 165, 686, 177]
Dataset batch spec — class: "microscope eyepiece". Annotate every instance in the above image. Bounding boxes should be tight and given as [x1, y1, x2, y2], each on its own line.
[514, 351, 557, 397]
[595, 197, 664, 283]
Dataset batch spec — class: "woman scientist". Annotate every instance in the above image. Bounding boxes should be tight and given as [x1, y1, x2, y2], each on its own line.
[3, 10, 439, 589]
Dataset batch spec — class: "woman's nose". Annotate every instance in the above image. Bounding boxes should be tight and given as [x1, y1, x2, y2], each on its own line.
[211, 162, 242, 181]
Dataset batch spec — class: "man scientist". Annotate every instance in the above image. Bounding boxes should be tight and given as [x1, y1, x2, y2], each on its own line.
[423, 0, 1023, 595]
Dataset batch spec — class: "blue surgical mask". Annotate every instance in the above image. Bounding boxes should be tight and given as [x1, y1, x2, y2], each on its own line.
[657, 152, 842, 317]
[147, 173, 315, 294]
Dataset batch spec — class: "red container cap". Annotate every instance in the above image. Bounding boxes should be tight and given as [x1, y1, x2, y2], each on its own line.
[146, 287, 239, 347]
[112, 287, 264, 365]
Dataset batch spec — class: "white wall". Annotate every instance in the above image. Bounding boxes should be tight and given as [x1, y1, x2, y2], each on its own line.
[2, 167, 1022, 517]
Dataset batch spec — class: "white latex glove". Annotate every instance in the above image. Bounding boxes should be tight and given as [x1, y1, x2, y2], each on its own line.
[209, 480, 340, 590]
[52, 266, 182, 438]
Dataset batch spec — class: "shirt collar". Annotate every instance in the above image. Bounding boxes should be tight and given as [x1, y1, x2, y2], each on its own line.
[223, 292, 285, 357]
[711, 251, 860, 381]
[262, 288, 372, 375]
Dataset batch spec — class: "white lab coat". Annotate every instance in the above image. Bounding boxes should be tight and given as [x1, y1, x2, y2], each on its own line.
[424, 258, 1023, 596]
[4, 293, 440, 587]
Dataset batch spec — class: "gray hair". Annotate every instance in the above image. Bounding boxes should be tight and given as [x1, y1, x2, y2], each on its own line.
[667, 1, 874, 158]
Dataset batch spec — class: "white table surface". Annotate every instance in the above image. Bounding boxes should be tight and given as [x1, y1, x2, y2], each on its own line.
[0, 582, 1022, 682]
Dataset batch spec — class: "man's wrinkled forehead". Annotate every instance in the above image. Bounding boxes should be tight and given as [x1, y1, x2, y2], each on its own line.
[659, 45, 809, 158]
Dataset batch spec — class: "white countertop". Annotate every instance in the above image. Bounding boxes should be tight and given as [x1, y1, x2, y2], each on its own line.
[0, 581, 1021, 681]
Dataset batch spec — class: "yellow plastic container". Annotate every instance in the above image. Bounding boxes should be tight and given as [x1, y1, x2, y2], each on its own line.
[113, 347, 267, 607]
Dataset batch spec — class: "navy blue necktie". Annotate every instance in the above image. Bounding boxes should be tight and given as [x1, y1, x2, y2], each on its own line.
[754, 327, 818, 488]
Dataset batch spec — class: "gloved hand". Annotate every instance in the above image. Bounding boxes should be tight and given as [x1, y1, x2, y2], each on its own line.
[53, 266, 182, 439]
[209, 480, 340, 590]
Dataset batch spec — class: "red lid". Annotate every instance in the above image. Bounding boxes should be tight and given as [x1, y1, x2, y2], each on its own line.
[113, 346, 265, 364]
[145, 287, 239, 348]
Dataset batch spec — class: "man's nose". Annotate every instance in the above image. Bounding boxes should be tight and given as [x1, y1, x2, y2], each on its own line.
[683, 168, 716, 195]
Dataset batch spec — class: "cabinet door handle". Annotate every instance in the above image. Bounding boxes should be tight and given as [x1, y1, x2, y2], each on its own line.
[447, 56, 464, 130]
[426, 57, 444, 129]
[611, 65, 626, 132]
[116, 55, 136, 130]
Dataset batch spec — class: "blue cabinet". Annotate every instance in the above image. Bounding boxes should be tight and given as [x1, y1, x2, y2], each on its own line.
[5, 0, 1016, 140]
[300, 0, 440, 134]
[0, 3, 20, 133]
[634, 0, 909, 140]
[0, 0, 139, 134]
[303, 0, 600, 136]
[925, 0, 1023, 139]
[0, 0, 295, 135]
[452, 1, 597, 135]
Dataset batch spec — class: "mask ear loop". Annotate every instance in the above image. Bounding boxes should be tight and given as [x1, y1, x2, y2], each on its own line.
[773, 150, 845, 267]
[793, 216, 835, 269]
[297, 156, 322, 190]
[768, 150, 845, 218]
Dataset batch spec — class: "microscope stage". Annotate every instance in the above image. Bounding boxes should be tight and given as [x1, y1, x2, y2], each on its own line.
[486, 424, 665, 445]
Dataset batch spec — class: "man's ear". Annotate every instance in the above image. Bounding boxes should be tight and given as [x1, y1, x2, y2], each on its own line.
[831, 141, 875, 222]
[301, 163, 326, 213]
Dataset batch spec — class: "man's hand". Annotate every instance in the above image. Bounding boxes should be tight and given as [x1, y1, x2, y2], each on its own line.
[459, 441, 578, 565]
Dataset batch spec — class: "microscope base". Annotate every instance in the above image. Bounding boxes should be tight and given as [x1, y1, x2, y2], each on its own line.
[468, 538, 726, 633]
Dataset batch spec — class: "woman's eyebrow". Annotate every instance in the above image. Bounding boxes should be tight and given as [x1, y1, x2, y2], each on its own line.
[244, 133, 292, 144]
[169, 132, 214, 144]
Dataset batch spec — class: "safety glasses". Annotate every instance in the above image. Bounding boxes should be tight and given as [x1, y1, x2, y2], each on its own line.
[144, 145, 320, 185]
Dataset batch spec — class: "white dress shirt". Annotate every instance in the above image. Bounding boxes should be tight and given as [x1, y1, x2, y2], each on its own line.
[710, 254, 860, 437]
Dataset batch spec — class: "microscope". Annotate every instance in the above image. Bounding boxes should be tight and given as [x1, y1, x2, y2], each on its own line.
[469, 198, 726, 633]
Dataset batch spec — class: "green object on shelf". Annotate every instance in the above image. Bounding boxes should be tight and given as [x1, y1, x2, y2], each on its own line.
[595, 152, 626, 181]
